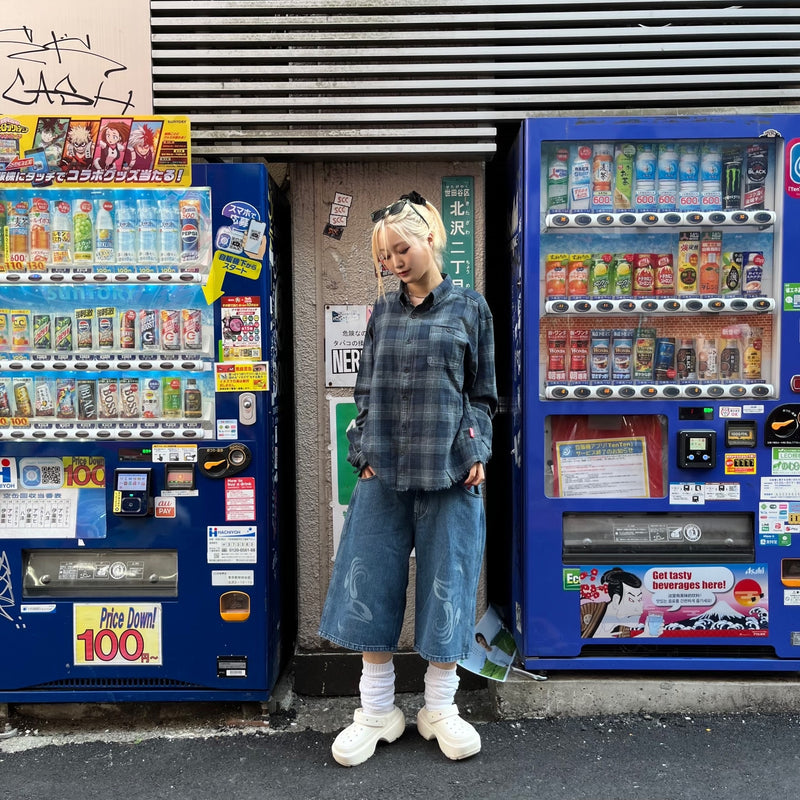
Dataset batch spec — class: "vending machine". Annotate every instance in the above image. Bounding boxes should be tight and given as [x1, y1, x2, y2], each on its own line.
[0, 115, 290, 701]
[508, 113, 800, 671]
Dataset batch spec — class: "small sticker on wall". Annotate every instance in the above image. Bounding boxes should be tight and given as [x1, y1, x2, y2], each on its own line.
[324, 192, 353, 240]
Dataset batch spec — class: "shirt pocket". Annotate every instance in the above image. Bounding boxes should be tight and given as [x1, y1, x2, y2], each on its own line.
[426, 324, 468, 370]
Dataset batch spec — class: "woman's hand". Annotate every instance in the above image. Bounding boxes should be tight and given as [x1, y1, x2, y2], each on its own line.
[361, 465, 375, 479]
[463, 462, 485, 487]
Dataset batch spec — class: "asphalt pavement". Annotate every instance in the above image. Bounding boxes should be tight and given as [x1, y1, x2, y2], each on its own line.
[1, 688, 799, 800]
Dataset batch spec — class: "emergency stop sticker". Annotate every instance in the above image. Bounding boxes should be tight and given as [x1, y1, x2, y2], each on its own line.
[73, 604, 162, 667]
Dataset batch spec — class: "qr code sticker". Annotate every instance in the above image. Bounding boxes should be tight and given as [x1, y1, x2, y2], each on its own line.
[19, 458, 63, 489]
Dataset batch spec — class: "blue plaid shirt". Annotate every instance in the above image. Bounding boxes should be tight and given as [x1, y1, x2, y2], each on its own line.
[348, 276, 497, 491]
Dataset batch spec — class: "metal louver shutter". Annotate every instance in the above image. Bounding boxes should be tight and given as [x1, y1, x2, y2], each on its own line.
[150, 1, 800, 160]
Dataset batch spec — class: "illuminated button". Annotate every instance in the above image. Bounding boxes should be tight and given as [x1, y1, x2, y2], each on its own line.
[596, 386, 613, 398]
[663, 213, 682, 225]
[574, 214, 592, 226]
[753, 299, 771, 310]
[685, 299, 703, 311]
[574, 387, 591, 398]
[685, 212, 704, 224]
[707, 300, 725, 311]
[595, 300, 614, 312]
[732, 212, 749, 223]
[640, 386, 658, 397]
[574, 301, 592, 312]
[663, 300, 681, 311]
[685, 385, 702, 397]
[597, 214, 614, 225]
[551, 387, 569, 398]
[618, 300, 636, 312]
[708, 212, 726, 224]
[707, 385, 724, 397]
[663, 386, 681, 397]
[551, 214, 570, 226]
[618, 386, 636, 398]
[641, 300, 658, 311]
[619, 213, 637, 225]
[752, 384, 771, 396]
[641, 213, 658, 225]
[550, 301, 570, 313]
[729, 385, 746, 396]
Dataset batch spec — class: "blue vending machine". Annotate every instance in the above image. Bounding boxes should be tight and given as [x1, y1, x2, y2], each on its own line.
[509, 113, 800, 671]
[0, 144, 291, 701]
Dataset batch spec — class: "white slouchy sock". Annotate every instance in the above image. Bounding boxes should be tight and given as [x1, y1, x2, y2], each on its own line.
[359, 658, 395, 715]
[424, 663, 460, 711]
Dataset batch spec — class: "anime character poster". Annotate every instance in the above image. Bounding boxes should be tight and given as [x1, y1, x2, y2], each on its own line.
[580, 563, 768, 639]
[60, 120, 100, 171]
[92, 118, 132, 171]
[123, 120, 163, 171]
[32, 117, 70, 168]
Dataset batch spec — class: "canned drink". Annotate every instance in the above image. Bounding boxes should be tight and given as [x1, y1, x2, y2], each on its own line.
[179, 197, 202, 265]
[75, 308, 94, 350]
[54, 315, 73, 351]
[56, 378, 76, 419]
[96, 307, 116, 349]
[34, 378, 55, 416]
[33, 314, 51, 350]
[181, 308, 203, 350]
[97, 377, 119, 419]
[654, 338, 676, 381]
[120, 310, 137, 349]
[722, 147, 743, 210]
[0, 312, 8, 348]
[28, 196, 51, 271]
[0, 379, 11, 416]
[77, 379, 97, 420]
[160, 309, 181, 350]
[7, 199, 30, 271]
[10, 311, 31, 351]
[139, 309, 159, 350]
[13, 378, 33, 416]
[119, 376, 140, 418]
[142, 378, 162, 418]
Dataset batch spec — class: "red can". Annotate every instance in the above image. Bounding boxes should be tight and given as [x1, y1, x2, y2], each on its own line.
[181, 308, 202, 350]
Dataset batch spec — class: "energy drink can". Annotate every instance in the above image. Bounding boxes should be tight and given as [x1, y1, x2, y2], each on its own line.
[56, 378, 76, 419]
[181, 308, 203, 350]
[743, 143, 768, 210]
[77, 379, 97, 420]
[97, 377, 119, 419]
[120, 310, 137, 349]
[722, 147, 743, 210]
[13, 378, 33, 416]
[10, 311, 31, 351]
[119, 376, 140, 418]
[34, 377, 55, 416]
[54, 315, 73, 351]
[75, 308, 94, 350]
[33, 314, 51, 350]
[96, 307, 116, 348]
[160, 309, 181, 350]
[140, 309, 159, 350]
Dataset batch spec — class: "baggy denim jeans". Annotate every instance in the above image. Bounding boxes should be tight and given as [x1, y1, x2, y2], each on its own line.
[319, 474, 485, 663]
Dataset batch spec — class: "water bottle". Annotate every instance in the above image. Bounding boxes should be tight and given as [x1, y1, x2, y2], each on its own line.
[137, 197, 158, 266]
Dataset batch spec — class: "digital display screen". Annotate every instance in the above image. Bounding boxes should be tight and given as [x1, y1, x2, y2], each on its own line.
[117, 472, 148, 492]
[689, 437, 707, 451]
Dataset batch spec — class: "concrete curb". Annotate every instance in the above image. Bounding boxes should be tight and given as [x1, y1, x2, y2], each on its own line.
[489, 671, 800, 718]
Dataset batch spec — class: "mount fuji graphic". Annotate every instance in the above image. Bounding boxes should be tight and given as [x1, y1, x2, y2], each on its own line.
[665, 600, 768, 632]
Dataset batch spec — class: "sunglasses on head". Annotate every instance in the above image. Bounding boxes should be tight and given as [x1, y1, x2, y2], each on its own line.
[370, 190, 429, 227]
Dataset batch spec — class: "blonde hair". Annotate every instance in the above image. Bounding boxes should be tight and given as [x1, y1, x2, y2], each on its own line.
[370, 194, 447, 296]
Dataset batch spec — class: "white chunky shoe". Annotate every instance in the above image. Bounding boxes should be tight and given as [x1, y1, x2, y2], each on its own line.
[416, 704, 481, 760]
[331, 706, 406, 767]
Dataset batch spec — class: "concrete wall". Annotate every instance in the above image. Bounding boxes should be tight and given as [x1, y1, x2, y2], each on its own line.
[290, 161, 487, 654]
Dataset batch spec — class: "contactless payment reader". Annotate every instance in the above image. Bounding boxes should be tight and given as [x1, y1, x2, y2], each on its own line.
[113, 468, 154, 516]
[677, 430, 716, 469]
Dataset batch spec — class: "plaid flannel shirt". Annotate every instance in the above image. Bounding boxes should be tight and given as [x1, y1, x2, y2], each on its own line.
[347, 276, 497, 491]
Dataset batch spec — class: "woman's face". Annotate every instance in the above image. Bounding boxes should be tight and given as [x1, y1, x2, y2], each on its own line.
[377, 226, 435, 285]
[105, 128, 121, 145]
